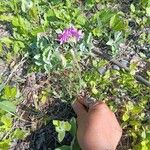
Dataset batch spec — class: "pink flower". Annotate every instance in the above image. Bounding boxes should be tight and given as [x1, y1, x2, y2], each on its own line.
[57, 27, 83, 44]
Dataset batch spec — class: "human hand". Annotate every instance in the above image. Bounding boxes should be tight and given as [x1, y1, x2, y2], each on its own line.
[72, 97, 122, 150]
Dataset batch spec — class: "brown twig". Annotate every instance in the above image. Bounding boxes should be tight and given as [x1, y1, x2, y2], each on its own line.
[3, 57, 26, 85]
[93, 49, 150, 87]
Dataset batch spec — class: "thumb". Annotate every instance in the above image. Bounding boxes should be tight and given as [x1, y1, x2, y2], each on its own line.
[72, 100, 87, 117]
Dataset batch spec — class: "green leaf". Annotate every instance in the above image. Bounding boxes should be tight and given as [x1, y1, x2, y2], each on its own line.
[141, 131, 146, 139]
[35, 61, 42, 66]
[114, 31, 123, 42]
[11, 88, 17, 99]
[0, 4, 10, 13]
[1, 115, 12, 129]
[97, 9, 115, 25]
[0, 139, 10, 150]
[0, 14, 13, 22]
[53, 120, 59, 126]
[64, 121, 71, 131]
[122, 113, 129, 121]
[130, 4, 136, 12]
[21, 0, 26, 12]
[0, 101, 16, 113]
[41, 95, 47, 104]
[58, 131, 65, 142]
[60, 54, 67, 68]
[12, 17, 20, 27]
[106, 39, 114, 46]
[131, 106, 142, 115]
[31, 26, 44, 36]
[43, 47, 52, 65]
[0, 84, 5, 92]
[141, 140, 149, 150]
[130, 63, 137, 75]
[92, 27, 102, 37]
[29, 6, 38, 19]
[12, 16, 31, 33]
[21, 0, 33, 12]
[146, 7, 150, 16]
[147, 71, 150, 77]
[92, 86, 98, 95]
[69, 118, 80, 150]
[34, 54, 41, 60]
[86, 32, 92, 44]
[13, 129, 25, 139]
[0, 42, 2, 53]
[76, 15, 86, 26]
[55, 145, 70, 150]
[4, 86, 17, 99]
[110, 14, 125, 31]
[70, 118, 77, 136]
[66, 0, 72, 7]
[103, 70, 110, 80]
[0, 37, 13, 48]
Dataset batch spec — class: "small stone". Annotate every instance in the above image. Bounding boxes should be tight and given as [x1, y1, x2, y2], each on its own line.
[130, 55, 140, 64]
[112, 65, 120, 70]
[98, 67, 107, 75]
[96, 3, 101, 10]
[120, 59, 129, 67]
[129, 51, 136, 57]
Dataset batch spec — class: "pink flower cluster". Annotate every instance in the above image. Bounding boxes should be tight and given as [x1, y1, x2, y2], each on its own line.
[57, 27, 83, 44]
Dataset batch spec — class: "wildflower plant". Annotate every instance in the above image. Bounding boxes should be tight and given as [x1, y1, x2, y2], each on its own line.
[33, 26, 93, 100]
[34, 26, 93, 72]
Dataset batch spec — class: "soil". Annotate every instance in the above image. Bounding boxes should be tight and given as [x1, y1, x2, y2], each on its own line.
[9, 73, 76, 150]
[10, 103, 75, 150]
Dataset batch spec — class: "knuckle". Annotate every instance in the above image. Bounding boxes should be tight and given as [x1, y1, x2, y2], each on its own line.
[94, 102, 108, 110]
[89, 102, 109, 113]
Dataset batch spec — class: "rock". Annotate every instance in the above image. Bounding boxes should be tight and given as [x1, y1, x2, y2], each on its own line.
[130, 55, 141, 65]
[112, 65, 120, 70]
[98, 66, 107, 75]
[120, 59, 129, 68]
